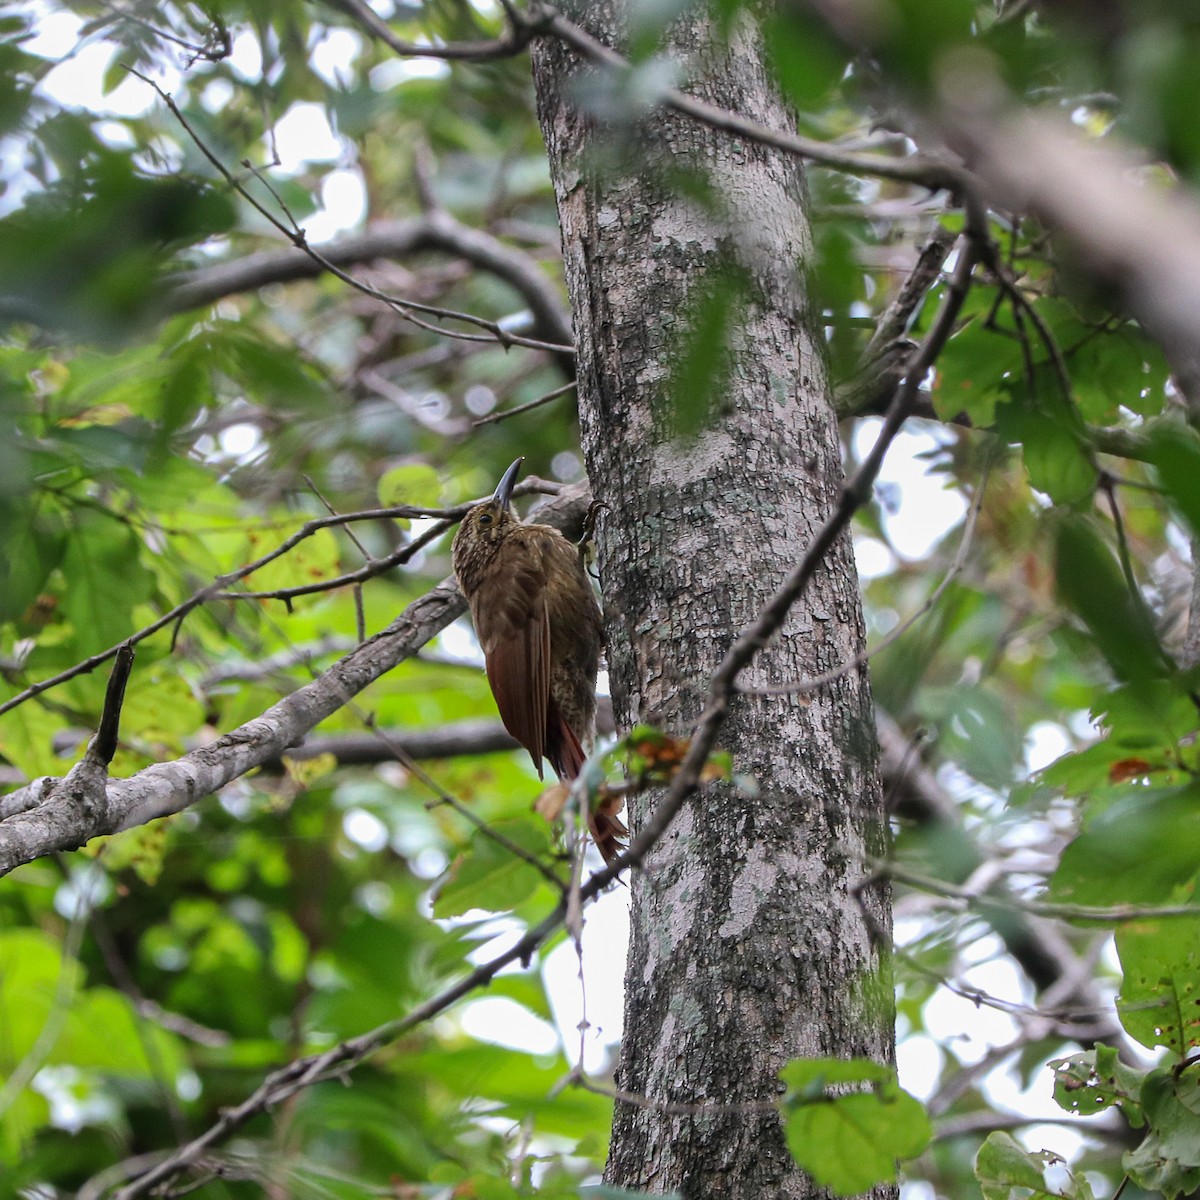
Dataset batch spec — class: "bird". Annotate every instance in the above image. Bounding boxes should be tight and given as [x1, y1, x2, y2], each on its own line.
[452, 458, 626, 863]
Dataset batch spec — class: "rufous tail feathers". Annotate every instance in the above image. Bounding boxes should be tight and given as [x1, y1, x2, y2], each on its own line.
[547, 705, 627, 864]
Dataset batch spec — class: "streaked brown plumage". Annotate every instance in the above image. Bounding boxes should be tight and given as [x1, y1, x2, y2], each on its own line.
[452, 458, 625, 863]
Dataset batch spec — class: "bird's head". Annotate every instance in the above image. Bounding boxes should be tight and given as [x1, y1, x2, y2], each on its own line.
[453, 457, 524, 561]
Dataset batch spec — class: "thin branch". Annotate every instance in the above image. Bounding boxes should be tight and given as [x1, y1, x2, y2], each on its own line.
[1099, 471, 1160, 642]
[879, 859, 1200, 923]
[365, 720, 567, 892]
[106, 891, 581, 1199]
[324, 0, 533, 62]
[167, 213, 574, 358]
[214, 514, 451, 603]
[473, 379, 578, 426]
[933, 1109, 1122, 1144]
[96, 1, 230, 61]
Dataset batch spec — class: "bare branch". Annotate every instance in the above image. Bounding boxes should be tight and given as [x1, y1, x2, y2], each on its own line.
[738, 454, 990, 697]
[324, 0, 534, 62]
[168, 212, 574, 360]
[472, 379, 577, 426]
[881, 858, 1200, 924]
[284, 718, 518, 764]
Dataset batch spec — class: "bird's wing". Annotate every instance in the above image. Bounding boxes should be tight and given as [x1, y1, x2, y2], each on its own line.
[475, 540, 551, 778]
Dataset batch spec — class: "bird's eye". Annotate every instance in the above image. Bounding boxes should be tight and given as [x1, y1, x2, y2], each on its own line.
[478, 512, 493, 527]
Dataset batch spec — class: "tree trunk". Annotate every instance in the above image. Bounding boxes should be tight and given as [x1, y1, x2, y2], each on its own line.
[532, 10, 894, 1198]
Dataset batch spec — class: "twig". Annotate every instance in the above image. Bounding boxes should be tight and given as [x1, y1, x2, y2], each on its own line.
[93, 643, 135, 765]
[367, 721, 567, 892]
[473, 379, 577, 426]
[105, 891, 581, 1199]
[878, 858, 1200, 923]
[166, 214, 574, 356]
[217, 516, 449, 604]
[325, 0, 533, 62]
[96, 1, 230, 62]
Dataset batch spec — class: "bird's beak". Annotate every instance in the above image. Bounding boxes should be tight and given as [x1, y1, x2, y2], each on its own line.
[492, 457, 524, 509]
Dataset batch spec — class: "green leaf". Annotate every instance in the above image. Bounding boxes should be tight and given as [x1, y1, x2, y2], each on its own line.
[432, 819, 555, 918]
[0, 686, 73, 778]
[1051, 1048, 1146, 1126]
[1116, 915, 1200, 1056]
[975, 1131, 1094, 1200]
[932, 314, 1024, 426]
[57, 988, 184, 1077]
[1050, 783, 1200, 907]
[976, 1132, 1049, 1200]
[486, 971, 556, 1024]
[378, 462, 443, 508]
[1091, 682, 1200, 756]
[1054, 515, 1169, 685]
[1123, 1068, 1200, 1199]
[59, 510, 156, 656]
[994, 385, 1096, 506]
[0, 929, 80, 1072]
[0, 500, 67, 622]
[764, 10, 848, 108]
[241, 516, 341, 598]
[916, 684, 1023, 788]
[1147, 424, 1200, 540]
[217, 328, 329, 411]
[780, 1057, 931, 1195]
[779, 1055, 894, 1092]
[402, 1042, 612, 1137]
[1069, 322, 1168, 422]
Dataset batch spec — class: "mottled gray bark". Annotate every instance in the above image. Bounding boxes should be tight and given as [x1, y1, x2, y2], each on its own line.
[532, 10, 893, 1199]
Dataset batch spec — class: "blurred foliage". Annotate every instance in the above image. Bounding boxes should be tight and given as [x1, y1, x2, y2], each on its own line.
[3, 0, 1200, 1197]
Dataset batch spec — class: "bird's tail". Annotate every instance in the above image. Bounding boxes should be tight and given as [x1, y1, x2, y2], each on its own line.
[548, 706, 627, 865]
[588, 798, 628, 866]
[547, 706, 587, 781]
